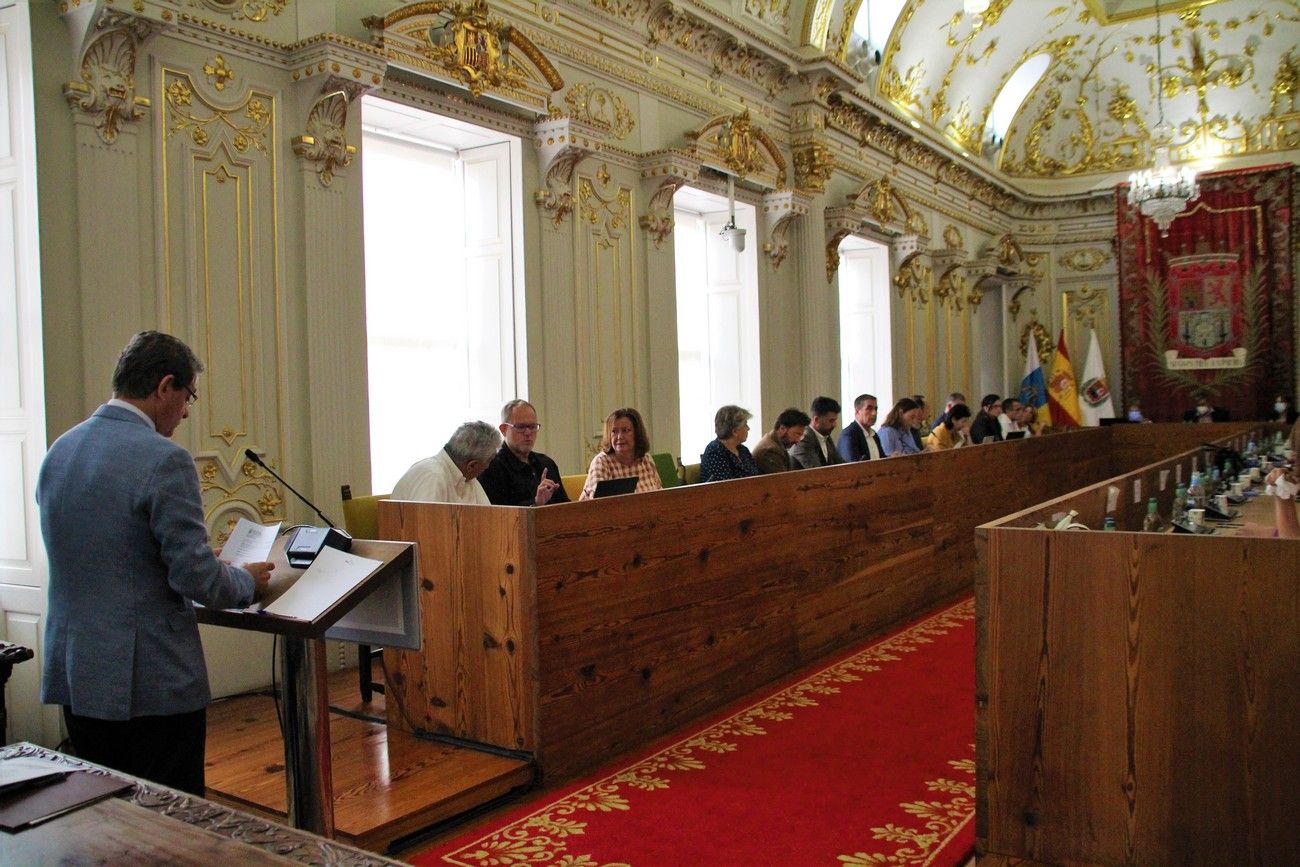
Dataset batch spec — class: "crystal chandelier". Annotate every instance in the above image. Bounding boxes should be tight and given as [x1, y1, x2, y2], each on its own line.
[1126, 0, 1198, 236]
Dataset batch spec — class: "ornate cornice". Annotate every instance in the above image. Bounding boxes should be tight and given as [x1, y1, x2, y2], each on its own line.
[760, 189, 809, 269]
[638, 150, 702, 249]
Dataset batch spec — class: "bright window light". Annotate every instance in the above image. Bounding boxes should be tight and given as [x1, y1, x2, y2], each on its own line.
[990, 53, 1051, 142]
[850, 0, 907, 59]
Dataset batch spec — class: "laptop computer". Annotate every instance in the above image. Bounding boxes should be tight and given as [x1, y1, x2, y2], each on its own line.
[593, 476, 639, 498]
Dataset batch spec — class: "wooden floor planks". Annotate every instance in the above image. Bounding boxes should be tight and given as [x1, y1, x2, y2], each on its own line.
[204, 669, 535, 853]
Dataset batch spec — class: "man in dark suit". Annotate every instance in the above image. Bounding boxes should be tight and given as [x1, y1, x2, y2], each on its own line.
[790, 396, 844, 469]
[969, 393, 1004, 443]
[751, 408, 810, 474]
[38, 331, 273, 795]
[837, 393, 884, 461]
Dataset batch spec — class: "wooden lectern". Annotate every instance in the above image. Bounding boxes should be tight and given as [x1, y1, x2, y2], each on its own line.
[197, 538, 417, 838]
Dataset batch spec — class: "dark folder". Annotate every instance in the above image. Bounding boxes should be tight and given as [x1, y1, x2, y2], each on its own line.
[0, 770, 132, 832]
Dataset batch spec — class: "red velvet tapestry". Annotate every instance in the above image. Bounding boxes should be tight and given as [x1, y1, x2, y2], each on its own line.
[1116, 165, 1295, 422]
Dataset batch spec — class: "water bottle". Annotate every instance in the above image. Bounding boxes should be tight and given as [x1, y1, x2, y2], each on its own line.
[1142, 497, 1162, 532]
[1187, 472, 1206, 509]
[1172, 484, 1189, 524]
[1102, 516, 1117, 531]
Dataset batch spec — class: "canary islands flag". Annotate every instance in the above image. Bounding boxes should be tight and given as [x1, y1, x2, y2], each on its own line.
[1047, 329, 1083, 428]
[1019, 345, 1049, 427]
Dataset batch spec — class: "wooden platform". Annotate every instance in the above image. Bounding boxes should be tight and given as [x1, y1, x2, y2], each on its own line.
[203, 669, 536, 853]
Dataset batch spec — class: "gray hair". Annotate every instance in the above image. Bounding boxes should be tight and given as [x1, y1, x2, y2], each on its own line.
[444, 421, 502, 466]
[112, 331, 205, 399]
[500, 398, 536, 424]
[713, 404, 752, 439]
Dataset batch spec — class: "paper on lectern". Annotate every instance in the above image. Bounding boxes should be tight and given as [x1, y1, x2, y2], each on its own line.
[261, 545, 382, 621]
[221, 518, 280, 566]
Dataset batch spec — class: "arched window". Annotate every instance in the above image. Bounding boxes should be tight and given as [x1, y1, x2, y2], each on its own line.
[989, 53, 1051, 145]
[848, 0, 907, 67]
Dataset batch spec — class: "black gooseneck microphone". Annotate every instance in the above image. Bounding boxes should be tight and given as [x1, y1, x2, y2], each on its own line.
[244, 449, 352, 567]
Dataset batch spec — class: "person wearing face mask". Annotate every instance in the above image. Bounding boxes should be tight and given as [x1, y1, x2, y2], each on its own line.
[1267, 393, 1298, 425]
[1125, 402, 1150, 423]
[1182, 392, 1228, 423]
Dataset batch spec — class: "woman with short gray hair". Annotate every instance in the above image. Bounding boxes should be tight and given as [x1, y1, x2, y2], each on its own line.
[700, 404, 760, 483]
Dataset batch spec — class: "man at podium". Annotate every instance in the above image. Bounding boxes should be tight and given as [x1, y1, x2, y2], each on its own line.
[37, 331, 273, 796]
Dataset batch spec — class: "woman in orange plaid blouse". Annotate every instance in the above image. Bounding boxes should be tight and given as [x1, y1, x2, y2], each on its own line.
[580, 407, 663, 500]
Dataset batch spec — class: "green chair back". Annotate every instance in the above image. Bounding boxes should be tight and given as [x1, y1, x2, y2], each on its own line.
[652, 452, 680, 488]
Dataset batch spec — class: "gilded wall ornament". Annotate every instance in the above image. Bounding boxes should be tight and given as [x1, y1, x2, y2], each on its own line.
[564, 83, 635, 141]
[646, 1, 794, 99]
[366, 1, 563, 111]
[200, 0, 290, 23]
[942, 224, 963, 251]
[935, 266, 968, 311]
[533, 117, 599, 228]
[164, 75, 270, 154]
[1058, 248, 1109, 272]
[592, 0, 653, 23]
[199, 455, 285, 548]
[62, 19, 154, 145]
[687, 112, 787, 189]
[792, 141, 834, 193]
[638, 150, 700, 250]
[203, 55, 236, 93]
[1065, 285, 1108, 331]
[1020, 320, 1053, 366]
[744, 0, 791, 35]
[291, 90, 358, 187]
[893, 256, 932, 307]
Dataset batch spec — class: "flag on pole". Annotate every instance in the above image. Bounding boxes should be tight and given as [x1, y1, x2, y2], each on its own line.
[1078, 328, 1116, 425]
[1047, 329, 1083, 428]
[1018, 344, 1050, 427]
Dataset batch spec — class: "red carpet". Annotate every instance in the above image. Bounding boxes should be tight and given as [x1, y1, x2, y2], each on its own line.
[411, 598, 975, 866]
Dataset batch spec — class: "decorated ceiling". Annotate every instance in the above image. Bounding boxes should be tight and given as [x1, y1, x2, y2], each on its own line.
[704, 0, 1299, 188]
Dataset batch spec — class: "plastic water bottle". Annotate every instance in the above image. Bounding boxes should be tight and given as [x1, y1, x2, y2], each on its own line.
[1103, 516, 1117, 531]
[1172, 484, 1189, 524]
[1187, 472, 1207, 509]
[1142, 497, 1163, 532]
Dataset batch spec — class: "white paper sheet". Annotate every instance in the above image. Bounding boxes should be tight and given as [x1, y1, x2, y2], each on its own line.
[262, 545, 383, 622]
[222, 518, 280, 566]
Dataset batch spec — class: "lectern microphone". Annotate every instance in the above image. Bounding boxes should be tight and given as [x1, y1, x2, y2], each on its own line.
[244, 449, 352, 568]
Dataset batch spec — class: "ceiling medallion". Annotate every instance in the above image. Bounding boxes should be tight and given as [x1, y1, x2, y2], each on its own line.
[1125, 0, 1198, 235]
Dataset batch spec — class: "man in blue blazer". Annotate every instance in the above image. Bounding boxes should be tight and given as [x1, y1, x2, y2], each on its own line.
[38, 331, 273, 795]
[837, 393, 884, 461]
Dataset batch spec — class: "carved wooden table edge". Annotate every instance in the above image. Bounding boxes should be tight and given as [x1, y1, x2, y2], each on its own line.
[1, 742, 408, 866]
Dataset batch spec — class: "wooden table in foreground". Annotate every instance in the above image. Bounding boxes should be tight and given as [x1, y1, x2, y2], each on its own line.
[0, 743, 405, 866]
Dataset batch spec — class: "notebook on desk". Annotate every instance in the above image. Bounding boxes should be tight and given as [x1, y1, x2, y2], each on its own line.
[593, 476, 638, 498]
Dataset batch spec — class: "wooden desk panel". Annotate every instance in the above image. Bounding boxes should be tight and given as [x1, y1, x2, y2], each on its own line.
[977, 428, 1300, 865]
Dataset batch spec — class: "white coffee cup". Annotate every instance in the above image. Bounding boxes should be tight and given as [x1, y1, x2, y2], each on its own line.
[1231, 482, 1243, 497]
[1250, 467, 1262, 480]
[1215, 494, 1230, 513]
[1188, 508, 1206, 526]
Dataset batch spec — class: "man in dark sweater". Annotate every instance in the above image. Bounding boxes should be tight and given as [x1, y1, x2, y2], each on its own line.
[969, 393, 1004, 444]
[479, 399, 569, 506]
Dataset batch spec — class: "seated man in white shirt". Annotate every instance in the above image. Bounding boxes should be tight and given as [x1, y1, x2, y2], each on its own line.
[997, 397, 1023, 438]
[392, 421, 502, 505]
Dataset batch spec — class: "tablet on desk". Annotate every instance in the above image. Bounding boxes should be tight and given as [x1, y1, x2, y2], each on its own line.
[1005, 430, 1027, 440]
[593, 476, 638, 498]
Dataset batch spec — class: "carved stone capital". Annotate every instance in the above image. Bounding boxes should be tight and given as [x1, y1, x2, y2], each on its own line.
[792, 140, 834, 194]
[637, 150, 701, 249]
[760, 189, 808, 270]
[533, 117, 602, 228]
[62, 11, 157, 144]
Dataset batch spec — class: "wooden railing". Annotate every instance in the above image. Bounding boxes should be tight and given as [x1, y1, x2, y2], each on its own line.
[975, 424, 1299, 866]
[379, 423, 1266, 783]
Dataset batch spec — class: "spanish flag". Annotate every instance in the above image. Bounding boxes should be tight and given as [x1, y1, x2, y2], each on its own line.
[1047, 329, 1083, 428]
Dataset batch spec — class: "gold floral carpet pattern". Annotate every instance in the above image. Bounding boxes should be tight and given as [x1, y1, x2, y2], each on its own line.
[416, 598, 975, 867]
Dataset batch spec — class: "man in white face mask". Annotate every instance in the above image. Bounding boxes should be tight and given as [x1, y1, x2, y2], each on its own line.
[1268, 393, 1298, 425]
[1183, 392, 1226, 423]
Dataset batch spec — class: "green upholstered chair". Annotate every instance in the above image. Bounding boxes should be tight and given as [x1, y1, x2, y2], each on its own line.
[340, 485, 390, 703]
[652, 452, 680, 488]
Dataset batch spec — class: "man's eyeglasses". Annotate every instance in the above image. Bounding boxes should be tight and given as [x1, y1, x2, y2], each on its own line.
[506, 422, 541, 432]
[183, 384, 199, 406]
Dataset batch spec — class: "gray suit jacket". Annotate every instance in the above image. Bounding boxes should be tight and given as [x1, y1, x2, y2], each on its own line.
[39, 404, 255, 720]
[789, 426, 844, 469]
